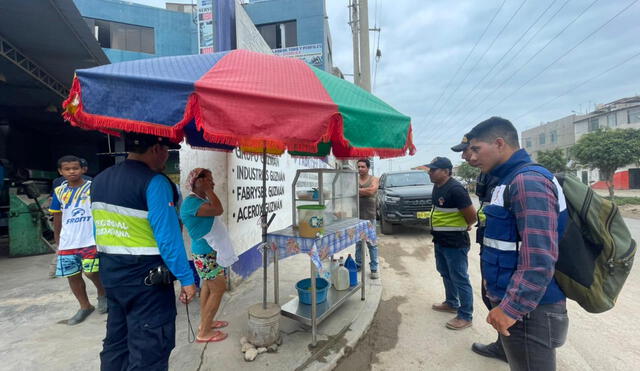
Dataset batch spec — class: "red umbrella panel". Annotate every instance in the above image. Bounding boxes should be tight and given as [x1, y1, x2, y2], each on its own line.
[63, 49, 415, 158]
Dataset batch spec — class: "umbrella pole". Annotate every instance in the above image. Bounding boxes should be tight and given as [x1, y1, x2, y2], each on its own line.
[262, 147, 268, 310]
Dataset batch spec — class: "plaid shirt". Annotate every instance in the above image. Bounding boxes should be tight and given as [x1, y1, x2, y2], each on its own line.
[493, 170, 563, 320]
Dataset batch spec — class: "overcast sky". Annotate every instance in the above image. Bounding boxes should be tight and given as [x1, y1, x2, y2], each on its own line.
[134, 0, 640, 174]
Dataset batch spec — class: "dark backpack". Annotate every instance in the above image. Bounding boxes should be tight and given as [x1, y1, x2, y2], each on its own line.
[505, 167, 636, 313]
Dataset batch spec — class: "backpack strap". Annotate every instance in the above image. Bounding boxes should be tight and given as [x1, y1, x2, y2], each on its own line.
[502, 162, 550, 211]
[500, 163, 554, 246]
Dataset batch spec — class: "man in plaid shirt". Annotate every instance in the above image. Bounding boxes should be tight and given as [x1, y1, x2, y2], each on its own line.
[466, 117, 569, 371]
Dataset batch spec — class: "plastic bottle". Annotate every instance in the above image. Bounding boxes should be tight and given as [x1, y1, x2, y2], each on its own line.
[344, 254, 358, 286]
[330, 259, 339, 286]
[321, 260, 332, 288]
[334, 264, 350, 291]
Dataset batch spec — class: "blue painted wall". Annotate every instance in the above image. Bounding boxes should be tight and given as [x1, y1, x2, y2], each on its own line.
[243, 0, 332, 71]
[73, 0, 197, 62]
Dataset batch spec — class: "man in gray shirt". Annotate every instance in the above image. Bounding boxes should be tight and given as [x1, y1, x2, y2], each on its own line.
[356, 159, 379, 279]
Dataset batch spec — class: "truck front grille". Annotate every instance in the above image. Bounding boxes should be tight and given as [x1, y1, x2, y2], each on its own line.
[400, 198, 432, 212]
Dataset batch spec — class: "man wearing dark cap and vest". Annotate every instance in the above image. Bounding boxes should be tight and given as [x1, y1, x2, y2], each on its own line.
[466, 117, 569, 371]
[427, 156, 477, 330]
[452, 133, 507, 362]
[91, 133, 196, 370]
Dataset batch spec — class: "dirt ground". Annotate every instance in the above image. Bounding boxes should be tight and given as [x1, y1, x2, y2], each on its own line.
[335, 226, 507, 371]
[619, 204, 640, 219]
[335, 220, 640, 371]
[593, 189, 640, 219]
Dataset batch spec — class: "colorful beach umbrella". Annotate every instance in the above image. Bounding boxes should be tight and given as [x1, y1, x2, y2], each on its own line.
[62, 49, 415, 158]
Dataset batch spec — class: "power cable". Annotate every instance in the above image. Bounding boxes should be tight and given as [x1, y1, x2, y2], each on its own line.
[440, 0, 571, 131]
[438, 0, 560, 129]
[415, 0, 531, 145]
[514, 50, 640, 121]
[418, 0, 507, 134]
[371, 0, 381, 91]
[466, 0, 638, 126]
[449, 0, 597, 128]
[415, 0, 585, 146]
[372, 28, 381, 90]
[420, 0, 529, 135]
[371, 0, 379, 61]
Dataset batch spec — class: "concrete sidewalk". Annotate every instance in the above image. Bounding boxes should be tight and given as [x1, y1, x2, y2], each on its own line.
[0, 245, 382, 371]
[593, 188, 640, 197]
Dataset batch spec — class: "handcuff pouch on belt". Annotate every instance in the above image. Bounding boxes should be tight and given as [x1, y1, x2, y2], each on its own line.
[144, 265, 176, 286]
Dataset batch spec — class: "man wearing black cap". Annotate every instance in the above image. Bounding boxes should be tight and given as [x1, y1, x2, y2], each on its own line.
[452, 134, 507, 362]
[91, 133, 196, 370]
[427, 156, 477, 330]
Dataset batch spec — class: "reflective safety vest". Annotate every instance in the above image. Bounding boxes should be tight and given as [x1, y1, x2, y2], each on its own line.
[481, 164, 567, 304]
[430, 207, 467, 231]
[91, 160, 160, 256]
[477, 205, 487, 228]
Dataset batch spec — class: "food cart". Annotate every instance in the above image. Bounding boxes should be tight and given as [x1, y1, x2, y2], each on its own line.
[266, 168, 373, 346]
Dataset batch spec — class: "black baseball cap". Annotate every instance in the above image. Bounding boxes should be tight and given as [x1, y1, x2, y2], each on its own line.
[425, 156, 453, 169]
[451, 133, 472, 152]
[125, 133, 181, 151]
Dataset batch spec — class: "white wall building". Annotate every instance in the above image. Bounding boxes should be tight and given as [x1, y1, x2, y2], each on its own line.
[573, 96, 640, 188]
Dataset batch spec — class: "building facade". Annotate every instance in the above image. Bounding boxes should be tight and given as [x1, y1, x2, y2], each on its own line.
[242, 0, 334, 72]
[521, 97, 640, 189]
[73, 0, 198, 63]
[574, 97, 640, 140]
[573, 97, 640, 189]
[521, 114, 578, 161]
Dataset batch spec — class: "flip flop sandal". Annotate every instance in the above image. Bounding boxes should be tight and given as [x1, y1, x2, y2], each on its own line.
[211, 320, 228, 329]
[67, 306, 95, 326]
[197, 321, 229, 332]
[196, 331, 228, 343]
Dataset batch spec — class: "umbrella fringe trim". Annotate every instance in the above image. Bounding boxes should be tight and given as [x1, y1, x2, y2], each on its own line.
[62, 77, 186, 142]
[61, 78, 417, 158]
[192, 105, 341, 154]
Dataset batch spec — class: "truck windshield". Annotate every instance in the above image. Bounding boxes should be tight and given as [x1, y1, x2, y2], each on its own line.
[386, 172, 431, 187]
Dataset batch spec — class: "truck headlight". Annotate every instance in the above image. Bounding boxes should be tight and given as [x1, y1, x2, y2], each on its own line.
[384, 195, 400, 203]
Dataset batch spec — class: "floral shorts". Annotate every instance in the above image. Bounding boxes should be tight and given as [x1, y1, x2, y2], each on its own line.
[193, 251, 225, 280]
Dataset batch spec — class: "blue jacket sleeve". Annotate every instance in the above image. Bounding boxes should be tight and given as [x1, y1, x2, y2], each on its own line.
[146, 174, 195, 286]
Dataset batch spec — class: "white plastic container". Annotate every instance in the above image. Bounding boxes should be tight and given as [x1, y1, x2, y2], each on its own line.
[330, 259, 339, 286]
[334, 265, 350, 291]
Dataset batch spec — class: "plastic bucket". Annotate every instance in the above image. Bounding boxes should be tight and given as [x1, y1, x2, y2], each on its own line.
[296, 278, 329, 305]
[297, 205, 325, 238]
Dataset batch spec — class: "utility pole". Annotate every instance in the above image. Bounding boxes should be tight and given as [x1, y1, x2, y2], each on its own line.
[340, 0, 361, 172]
[349, 0, 360, 87]
[358, 0, 371, 93]
[348, 1, 378, 174]
[360, 0, 375, 174]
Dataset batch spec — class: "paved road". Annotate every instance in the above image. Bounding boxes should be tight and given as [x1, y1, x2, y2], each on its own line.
[336, 218, 640, 370]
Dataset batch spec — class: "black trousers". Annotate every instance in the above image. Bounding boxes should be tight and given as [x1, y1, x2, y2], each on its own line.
[100, 283, 177, 371]
[495, 302, 569, 371]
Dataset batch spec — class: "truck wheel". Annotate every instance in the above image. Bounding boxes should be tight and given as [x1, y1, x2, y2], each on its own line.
[381, 217, 394, 235]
